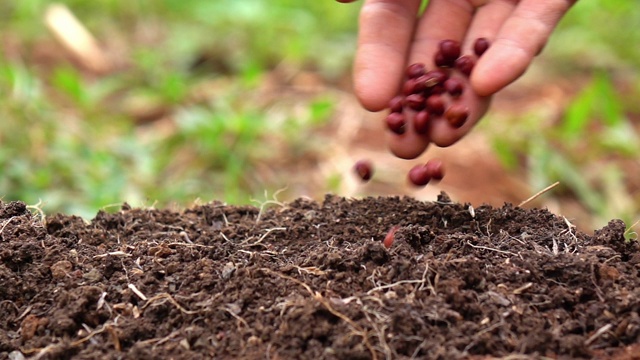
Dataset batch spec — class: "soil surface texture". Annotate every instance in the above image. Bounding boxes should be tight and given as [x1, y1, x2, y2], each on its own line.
[1, 194, 640, 360]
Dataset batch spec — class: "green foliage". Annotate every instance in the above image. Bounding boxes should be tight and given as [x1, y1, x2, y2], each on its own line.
[490, 72, 639, 228]
[558, 72, 639, 155]
[486, 0, 640, 228]
[625, 220, 639, 242]
[548, 0, 640, 71]
[0, 0, 355, 217]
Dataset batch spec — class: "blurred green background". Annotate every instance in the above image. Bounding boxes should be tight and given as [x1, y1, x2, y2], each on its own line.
[0, 0, 638, 232]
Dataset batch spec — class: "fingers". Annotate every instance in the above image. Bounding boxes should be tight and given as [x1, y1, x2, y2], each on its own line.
[426, 92, 492, 147]
[355, 0, 574, 156]
[388, 0, 477, 155]
[460, 0, 517, 52]
[471, 0, 576, 96]
[408, 0, 513, 147]
[353, 0, 422, 111]
[409, 0, 475, 66]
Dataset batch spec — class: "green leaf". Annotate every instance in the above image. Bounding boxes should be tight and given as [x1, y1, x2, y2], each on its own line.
[52, 66, 87, 106]
[559, 76, 599, 139]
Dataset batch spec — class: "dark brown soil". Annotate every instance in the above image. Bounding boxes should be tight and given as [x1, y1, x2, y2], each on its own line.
[1, 194, 639, 360]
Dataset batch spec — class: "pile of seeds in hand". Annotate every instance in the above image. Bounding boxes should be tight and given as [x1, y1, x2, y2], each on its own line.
[355, 38, 490, 187]
[387, 38, 489, 136]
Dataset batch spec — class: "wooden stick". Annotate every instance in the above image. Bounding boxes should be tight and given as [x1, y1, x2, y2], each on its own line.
[44, 3, 112, 73]
[518, 181, 560, 208]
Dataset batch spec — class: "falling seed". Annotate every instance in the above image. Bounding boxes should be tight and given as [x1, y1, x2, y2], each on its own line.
[353, 160, 374, 182]
[408, 164, 431, 186]
[383, 225, 400, 249]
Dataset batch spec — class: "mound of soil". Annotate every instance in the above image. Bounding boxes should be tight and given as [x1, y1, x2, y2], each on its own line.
[1, 194, 639, 359]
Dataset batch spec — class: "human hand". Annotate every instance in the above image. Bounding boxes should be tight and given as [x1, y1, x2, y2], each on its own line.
[340, 0, 576, 159]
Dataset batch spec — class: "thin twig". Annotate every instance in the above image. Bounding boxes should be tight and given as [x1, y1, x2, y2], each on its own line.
[466, 241, 518, 257]
[584, 324, 612, 346]
[70, 322, 115, 348]
[16, 305, 33, 322]
[624, 219, 640, 240]
[293, 265, 327, 276]
[463, 321, 504, 353]
[242, 227, 286, 247]
[518, 181, 560, 207]
[142, 293, 200, 315]
[166, 242, 215, 249]
[590, 263, 605, 302]
[0, 217, 16, 239]
[27, 200, 47, 226]
[252, 188, 287, 223]
[128, 284, 147, 301]
[512, 282, 533, 295]
[137, 330, 182, 347]
[366, 279, 425, 296]
[222, 305, 250, 328]
[93, 251, 131, 259]
[21, 321, 122, 360]
[23, 344, 57, 358]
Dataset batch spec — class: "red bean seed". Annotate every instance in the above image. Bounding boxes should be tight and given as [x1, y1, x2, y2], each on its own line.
[404, 93, 426, 111]
[455, 55, 475, 76]
[383, 225, 399, 249]
[386, 112, 406, 134]
[434, 51, 453, 68]
[439, 40, 461, 63]
[408, 164, 431, 186]
[415, 75, 433, 92]
[444, 78, 464, 97]
[445, 104, 469, 128]
[414, 110, 430, 134]
[473, 37, 490, 57]
[426, 95, 445, 116]
[406, 63, 426, 79]
[425, 159, 445, 181]
[403, 78, 424, 96]
[423, 70, 448, 88]
[430, 85, 446, 95]
[353, 160, 374, 181]
[388, 95, 404, 113]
